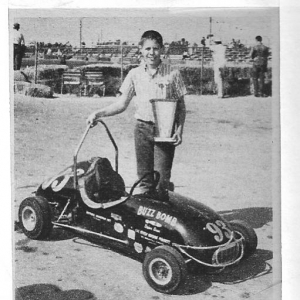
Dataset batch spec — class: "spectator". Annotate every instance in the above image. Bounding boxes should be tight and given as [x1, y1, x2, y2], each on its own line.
[13, 22, 25, 70]
[182, 49, 189, 60]
[201, 37, 206, 47]
[87, 30, 187, 200]
[46, 47, 52, 56]
[208, 38, 227, 98]
[250, 36, 270, 97]
[57, 48, 62, 57]
[59, 50, 67, 65]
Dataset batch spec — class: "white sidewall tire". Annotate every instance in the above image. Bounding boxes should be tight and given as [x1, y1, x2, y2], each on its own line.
[143, 245, 187, 294]
[18, 196, 53, 240]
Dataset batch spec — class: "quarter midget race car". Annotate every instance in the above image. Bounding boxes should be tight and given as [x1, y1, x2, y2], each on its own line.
[18, 121, 258, 294]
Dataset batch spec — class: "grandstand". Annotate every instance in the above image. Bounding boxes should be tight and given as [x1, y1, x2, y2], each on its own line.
[23, 44, 271, 65]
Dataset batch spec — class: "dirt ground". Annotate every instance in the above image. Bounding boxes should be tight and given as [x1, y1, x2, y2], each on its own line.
[13, 93, 281, 300]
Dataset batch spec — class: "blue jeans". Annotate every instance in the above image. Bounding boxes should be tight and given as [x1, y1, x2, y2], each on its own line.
[134, 120, 175, 193]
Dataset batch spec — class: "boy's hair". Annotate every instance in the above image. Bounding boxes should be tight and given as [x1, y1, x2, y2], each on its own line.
[140, 30, 163, 48]
[255, 36, 262, 42]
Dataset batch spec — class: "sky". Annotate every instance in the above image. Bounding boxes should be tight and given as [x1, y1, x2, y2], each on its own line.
[9, 8, 279, 47]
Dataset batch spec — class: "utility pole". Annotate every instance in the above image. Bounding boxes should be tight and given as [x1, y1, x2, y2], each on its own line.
[209, 17, 212, 45]
[80, 18, 82, 54]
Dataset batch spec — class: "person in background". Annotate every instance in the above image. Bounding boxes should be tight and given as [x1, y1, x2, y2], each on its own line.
[250, 36, 270, 97]
[57, 48, 62, 57]
[87, 30, 187, 200]
[46, 47, 52, 56]
[209, 38, 227, 98]
[201, 37, 206, 47]
[182, 49, 189, 60]
[13, 23, 25, 70]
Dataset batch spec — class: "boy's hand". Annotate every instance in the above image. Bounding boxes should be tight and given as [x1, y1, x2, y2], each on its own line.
[86, 112, 100, 126]
[172, 130, 183, 146]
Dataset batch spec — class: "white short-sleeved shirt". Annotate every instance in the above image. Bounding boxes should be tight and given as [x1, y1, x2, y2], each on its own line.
[119, 61, 187, 122]
[13, 30, 25, 45]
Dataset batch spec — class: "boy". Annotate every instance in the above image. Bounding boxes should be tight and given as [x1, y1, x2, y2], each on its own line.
[87, 30, 187, 200]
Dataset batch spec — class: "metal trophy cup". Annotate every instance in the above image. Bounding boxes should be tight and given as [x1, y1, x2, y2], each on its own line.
[150, 64, 177, 142]
[150, 98, 177, 142]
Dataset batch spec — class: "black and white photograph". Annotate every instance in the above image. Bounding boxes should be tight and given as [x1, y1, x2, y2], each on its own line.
[6, 2, 287, 299]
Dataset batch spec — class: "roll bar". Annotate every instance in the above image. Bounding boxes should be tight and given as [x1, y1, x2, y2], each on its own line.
[73, 120, 119, 190]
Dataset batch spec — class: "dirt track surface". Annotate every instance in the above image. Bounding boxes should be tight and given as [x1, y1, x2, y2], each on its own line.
[14, 94, 280, 300]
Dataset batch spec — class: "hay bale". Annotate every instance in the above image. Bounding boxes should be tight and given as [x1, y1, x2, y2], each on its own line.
[25, 83, 54, 98]
[14, 81, 53, 98]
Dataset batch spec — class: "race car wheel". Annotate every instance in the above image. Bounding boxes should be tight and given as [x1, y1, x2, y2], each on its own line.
[18, 196, 53, 240]
[230, 219, 258, 259]
[142, 245, 187, 294]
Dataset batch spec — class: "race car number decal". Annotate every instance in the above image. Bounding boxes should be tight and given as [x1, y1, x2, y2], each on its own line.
[206, 220, 231, 243]
[42, 168, 84, 192]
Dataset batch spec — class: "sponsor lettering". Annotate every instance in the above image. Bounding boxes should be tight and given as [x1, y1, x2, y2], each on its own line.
[145, 220, 162, 227]
[148, 233, 158, 240]
[86, 211, 111, 222]
[158, 237, 171, 244]
[144, 220, 161, 233]
[135, 229, 170, 244]
[144, 224, 153, 230]
[137, 206, 156, 218]
[137, 206, 177, 226]
[111, 213, 122, 221]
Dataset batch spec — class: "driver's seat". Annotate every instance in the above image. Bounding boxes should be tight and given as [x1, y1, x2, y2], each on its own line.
[81, 157, 126, 204]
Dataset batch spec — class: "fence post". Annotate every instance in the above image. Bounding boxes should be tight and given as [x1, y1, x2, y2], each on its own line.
[34, 42, 38, 84]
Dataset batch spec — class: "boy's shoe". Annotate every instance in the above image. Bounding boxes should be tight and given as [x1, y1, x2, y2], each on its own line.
[158, 189, 169, 202]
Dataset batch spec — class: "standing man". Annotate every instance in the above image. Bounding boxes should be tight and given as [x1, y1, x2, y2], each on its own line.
[250, 36, 269, 97]
[13, 23, 25, 70]
[209, 38, 227, 98]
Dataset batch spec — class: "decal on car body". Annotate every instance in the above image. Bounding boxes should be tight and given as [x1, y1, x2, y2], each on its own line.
[127, 229, 136, 240]
[111, 213, 122, 221]
[134, 242, 143, 253]
[205, 220, 232, 243]
[137, 206, 177, 226]
[86, 211, 111, 222]
[42, 168, 84, 191]
[114, 223, 124, 233]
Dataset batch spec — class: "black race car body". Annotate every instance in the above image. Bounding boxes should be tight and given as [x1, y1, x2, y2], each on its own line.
[35, 156, 243, 269]
[18, 121, 256, 294]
